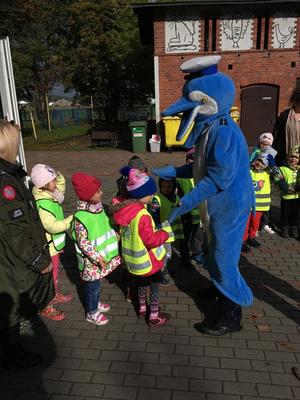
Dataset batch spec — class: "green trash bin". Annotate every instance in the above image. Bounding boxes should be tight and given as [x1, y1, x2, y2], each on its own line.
[129, 121, 147, 152]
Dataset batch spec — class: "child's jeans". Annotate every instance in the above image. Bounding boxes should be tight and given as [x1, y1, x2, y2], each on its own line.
[85, 279, 101, 314]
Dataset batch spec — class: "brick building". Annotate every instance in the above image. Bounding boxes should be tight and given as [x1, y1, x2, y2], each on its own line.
[133, 0, 300, 145]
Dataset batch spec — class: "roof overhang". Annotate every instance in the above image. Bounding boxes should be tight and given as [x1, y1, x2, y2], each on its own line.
[132, 0, 300, 45]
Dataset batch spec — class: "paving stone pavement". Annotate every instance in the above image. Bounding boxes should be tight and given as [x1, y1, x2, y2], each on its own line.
[1, 149, 300, 400]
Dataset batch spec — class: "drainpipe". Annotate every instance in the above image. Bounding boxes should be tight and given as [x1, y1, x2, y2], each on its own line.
[154, 56, 160, 127]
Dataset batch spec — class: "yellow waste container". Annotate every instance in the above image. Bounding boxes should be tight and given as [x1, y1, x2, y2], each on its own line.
[162, 116, 193, 150]
[230, 106, 240, 123]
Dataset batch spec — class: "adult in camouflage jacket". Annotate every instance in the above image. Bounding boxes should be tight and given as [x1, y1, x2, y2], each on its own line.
[0, 120, 54, 368]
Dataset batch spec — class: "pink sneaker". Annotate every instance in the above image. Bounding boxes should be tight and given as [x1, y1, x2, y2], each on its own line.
[40, 305, 65, 321]
[139, 305, 147, 319]
[149, 312, 171, 327]
[86, 310, 108, 326]
[51, 292, 72, 305]
[98, 302, 110, 313]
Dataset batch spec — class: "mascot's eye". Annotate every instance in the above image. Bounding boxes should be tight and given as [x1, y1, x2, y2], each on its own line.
[201, 97, 208, 104]
[189, 90, 205, 102]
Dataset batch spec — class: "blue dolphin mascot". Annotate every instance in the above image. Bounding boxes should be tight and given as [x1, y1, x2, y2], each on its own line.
[153, 55, 253, 336]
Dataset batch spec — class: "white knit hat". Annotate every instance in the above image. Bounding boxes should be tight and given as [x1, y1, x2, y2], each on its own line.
[30, 164, 57, 188]
[259, 132, 273, 146]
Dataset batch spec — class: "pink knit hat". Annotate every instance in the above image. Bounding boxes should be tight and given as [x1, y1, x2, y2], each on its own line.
[30, 164, 57, 188]
[126, 168, 157, 199]
[259, 132, 273, 146]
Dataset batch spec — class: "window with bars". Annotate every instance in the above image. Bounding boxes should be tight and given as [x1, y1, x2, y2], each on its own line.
[203, 17, 217, 52]
[253, 15, 270, 50]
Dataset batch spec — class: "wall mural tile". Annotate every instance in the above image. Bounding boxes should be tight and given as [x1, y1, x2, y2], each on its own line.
[220, 17, 253, 51]
[165, 12, 200, 53]
[272, 18, 297, 49]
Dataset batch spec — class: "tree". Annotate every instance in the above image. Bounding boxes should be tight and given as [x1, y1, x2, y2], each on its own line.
[1, 0, 154, 123]
[67, 0, 153, 121]
[2, 1, 72, 123]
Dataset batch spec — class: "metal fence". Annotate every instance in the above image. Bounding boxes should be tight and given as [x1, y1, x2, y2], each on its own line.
[20, 107, 92, 129]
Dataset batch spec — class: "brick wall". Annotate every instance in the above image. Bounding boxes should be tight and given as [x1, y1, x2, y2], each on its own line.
[154, 17, 300, 115]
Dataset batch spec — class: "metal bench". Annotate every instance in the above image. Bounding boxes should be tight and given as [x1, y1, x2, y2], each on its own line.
[89, 130, 118, 148]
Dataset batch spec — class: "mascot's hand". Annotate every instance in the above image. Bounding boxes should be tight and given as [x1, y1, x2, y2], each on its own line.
[168, 206, 181, 224]
[168, 196, 194, 224]
[152, 165, 176, 179]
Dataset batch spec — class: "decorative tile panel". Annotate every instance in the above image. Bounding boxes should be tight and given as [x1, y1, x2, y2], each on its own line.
[220, 17, 253, 51]
[165, 12, 200, 53]
[272, 18, 297, 49]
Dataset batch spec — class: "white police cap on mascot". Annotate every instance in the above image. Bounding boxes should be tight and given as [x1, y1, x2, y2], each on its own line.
[180, 55, 221, 73]
[161, 55, 235, 147]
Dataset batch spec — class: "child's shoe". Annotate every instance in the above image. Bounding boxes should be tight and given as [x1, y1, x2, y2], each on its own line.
[139, 305, 147, 319]
[262, 225, 275, 235]
[86, 310, 108, 326]
[51, 292, 72, 305]
[40, 305, 65, 321]
[98, 302, 110, 313]
[247, 237, 261, 247]
[149, 312, 171, 327]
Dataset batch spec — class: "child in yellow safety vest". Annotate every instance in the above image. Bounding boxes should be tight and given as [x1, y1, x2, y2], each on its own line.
[113, 155, 148, 301]
[276, 147, 300, 239]
[115, 155, 148, 202]
[113, 167, 174, 326]
[176, 147, 205, 266]
[72, 172, 122, 326]
[242, 154, 273, 252]
[31, 164, 73, 321]
[148, 177, 186, 282]
[249, 132, 280, 235]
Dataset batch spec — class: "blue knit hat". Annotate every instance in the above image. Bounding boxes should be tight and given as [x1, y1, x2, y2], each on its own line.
[124, 168, 157, 199]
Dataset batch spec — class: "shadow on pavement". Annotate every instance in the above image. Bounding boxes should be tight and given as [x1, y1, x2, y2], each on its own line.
[168, 252, 217, 325]
[0, 292, 56, 399]
[240, 254, 300, 325]
[60, 234, 86, 309]
[166, 248, 300, 329]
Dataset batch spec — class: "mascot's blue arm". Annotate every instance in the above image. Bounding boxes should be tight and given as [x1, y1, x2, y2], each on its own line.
[169, 124, 240, 223]
[175, 163, 193, 178]
[152, 163, 193, 179]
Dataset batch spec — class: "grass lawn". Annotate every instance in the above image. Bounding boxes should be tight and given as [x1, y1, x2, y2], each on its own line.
[22, 124, 95, 150]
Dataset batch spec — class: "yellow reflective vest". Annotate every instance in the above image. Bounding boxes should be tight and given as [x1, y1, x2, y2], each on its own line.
[250, 170, 271, 211]
[121, 208, 170, 276]
[72, 210, 119, 271]
[177, 177, 201, 225]
[36, 198, 66, 251]
[154, 193, 184, 240]
[280, 166, 300, 200]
